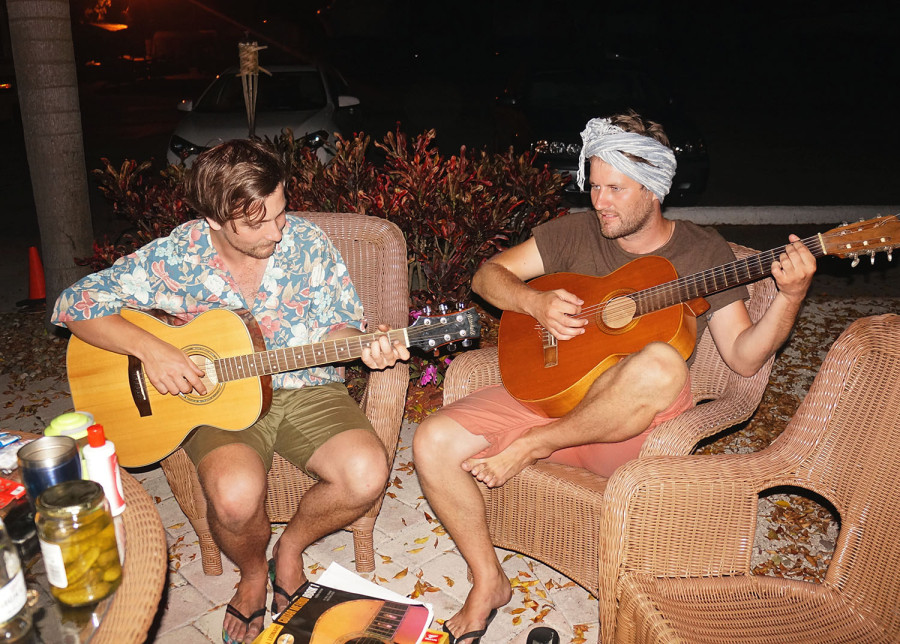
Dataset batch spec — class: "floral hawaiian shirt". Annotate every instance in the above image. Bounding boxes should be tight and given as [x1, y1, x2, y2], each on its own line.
[52, 215, 365, 389]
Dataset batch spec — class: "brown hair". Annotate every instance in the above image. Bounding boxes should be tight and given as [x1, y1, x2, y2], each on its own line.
[609, 110, 671, 163]
[184, 139, 289, 227]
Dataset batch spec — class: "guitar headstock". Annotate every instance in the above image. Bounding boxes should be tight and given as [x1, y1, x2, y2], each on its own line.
[408, 305, 481, 353]
[821, 215, 900, 265]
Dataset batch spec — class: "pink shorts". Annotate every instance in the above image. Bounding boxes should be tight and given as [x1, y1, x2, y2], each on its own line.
[440, 376, 693, 479]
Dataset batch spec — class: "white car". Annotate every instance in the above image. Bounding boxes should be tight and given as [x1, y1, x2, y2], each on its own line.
[167, 63, 361, 166]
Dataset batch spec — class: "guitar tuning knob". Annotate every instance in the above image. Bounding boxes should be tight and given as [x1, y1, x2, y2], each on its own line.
[455, 301, 466, 311]
[423, 305, 432, 316]
[447, 342, 458, 352]
[438, 303, 449, 314]
[850, 255, 860, 268]
[461, 338, 472, 348]
[888, 250, 894, 262]
[869, 250, 876, 265]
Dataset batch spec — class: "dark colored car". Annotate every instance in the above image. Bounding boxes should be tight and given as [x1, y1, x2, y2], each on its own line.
[493, 63, 709, 205]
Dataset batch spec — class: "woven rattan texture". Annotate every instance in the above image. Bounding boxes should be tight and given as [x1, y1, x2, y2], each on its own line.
[441, 243, 777, 596]
[160, 212, 410, 575]
[94, 471, 168, 643]
[601, 314, 900, 643]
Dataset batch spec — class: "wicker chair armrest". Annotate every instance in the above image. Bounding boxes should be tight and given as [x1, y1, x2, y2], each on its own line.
[442, 346, 501, 406]
[597, 451, 796, 640]
[361, 363, 410, 457]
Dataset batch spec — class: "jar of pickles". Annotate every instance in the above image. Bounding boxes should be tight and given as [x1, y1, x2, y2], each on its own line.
[34, 480, 122, 607]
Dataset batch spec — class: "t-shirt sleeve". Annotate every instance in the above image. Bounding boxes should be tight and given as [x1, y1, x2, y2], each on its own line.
[532, 211, 599, 274]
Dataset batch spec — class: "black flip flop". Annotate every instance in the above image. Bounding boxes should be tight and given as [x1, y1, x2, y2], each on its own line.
[267, 558, 299, 616]
[443, 608, 498, 644]
[527, 626, 560, 644]
[222, 603, 266, 644]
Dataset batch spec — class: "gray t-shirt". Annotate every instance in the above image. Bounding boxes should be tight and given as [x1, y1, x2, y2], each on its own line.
[532, 210, 749, 361]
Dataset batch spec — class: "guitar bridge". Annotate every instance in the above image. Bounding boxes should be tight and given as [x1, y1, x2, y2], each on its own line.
[127, 355, 153, 417]
[543, 333, 558, 367]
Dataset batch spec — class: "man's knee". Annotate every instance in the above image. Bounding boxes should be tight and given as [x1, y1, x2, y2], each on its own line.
[412, 414, 457, 467]
[199, 446, 267, 524]
[619, 342, 688, 395]
[333, 439, 389, 503]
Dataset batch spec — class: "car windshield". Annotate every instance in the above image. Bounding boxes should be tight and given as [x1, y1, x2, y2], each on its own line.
[527, 69, 667, 111]
[194, 70, 327, 113]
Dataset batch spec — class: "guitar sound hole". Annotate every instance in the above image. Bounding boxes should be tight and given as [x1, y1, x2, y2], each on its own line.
[601, 294, 637, 330]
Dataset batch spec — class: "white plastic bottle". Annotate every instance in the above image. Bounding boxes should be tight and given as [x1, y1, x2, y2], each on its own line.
[82, 424, 126, 517]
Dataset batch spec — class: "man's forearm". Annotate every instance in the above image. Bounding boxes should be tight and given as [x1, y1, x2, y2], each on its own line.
[472, 262, 540, 315]
[731, 291, 804, 375]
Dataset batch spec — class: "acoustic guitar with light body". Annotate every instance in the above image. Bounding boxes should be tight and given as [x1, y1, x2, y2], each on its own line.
[498, 215, 900, 417]
[67, 306, 480, 466]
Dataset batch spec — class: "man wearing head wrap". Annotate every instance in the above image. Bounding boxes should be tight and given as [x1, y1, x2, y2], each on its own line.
[414, 111, 816, 641]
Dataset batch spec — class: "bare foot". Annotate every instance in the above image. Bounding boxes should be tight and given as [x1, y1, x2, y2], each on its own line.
[444, 566, 511, 642]
[462, 433, 548, 488]
[270, 540, 308, 615]
[223, 568, 267, 643]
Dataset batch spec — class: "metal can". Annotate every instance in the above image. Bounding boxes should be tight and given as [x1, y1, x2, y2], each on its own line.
[34, 480, 122, 607]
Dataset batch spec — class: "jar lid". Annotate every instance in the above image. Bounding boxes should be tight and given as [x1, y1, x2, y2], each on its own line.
[46, 411, 93, 438]
[36, 480, 105, 516]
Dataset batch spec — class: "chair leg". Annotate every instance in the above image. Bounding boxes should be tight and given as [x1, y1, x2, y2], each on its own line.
[198, 523, 224, 576]
[350, 516, 376, 573]
[161, 450, 224, 575]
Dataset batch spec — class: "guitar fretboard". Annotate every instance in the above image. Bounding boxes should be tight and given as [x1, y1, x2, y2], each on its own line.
[631, 235, 825, 316]
[213, 328, 408, 382]
[366, 601, 408, 638]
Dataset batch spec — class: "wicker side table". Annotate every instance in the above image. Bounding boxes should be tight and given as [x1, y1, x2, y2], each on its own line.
[94, 470, 168, 643]
[2, 431, 167, 643]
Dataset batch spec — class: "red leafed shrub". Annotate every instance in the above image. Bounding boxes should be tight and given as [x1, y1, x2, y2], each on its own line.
[84, 129, 568, 310]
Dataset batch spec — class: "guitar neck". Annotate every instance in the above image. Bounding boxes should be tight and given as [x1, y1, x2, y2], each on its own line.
[634, 234, 826, 316]
[213, 328, 408, 383]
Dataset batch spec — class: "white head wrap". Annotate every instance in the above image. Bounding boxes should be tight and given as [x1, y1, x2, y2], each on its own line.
[577, 117, 677, 202]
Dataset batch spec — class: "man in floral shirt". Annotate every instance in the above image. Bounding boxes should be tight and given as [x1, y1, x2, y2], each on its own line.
[52, 140, 409, 644]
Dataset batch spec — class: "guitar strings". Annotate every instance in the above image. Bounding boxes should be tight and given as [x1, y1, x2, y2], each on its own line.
[533, 236, 822, 335]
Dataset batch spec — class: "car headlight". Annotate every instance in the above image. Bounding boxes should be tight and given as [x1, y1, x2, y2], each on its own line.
[169, 135, 208, 160]
[532, 140, 581, 157]
[672, 139, 707, 159]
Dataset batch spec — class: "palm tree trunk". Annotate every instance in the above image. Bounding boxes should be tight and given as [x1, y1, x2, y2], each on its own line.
[7, 0, 93, 330]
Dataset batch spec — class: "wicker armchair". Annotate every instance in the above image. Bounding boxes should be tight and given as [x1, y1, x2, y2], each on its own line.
[441, 244, 777, 595]
[160, 212, 410, 575]
[599, 313, 900, 643]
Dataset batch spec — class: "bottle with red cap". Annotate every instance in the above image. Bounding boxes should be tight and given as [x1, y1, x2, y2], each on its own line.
[82, 424, 126, 517]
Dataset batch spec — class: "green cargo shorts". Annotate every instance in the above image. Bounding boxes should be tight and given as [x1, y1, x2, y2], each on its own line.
[183, 382, 374, 478]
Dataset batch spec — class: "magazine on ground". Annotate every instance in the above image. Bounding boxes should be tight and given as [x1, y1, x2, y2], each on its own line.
[252, 562, 434, 644]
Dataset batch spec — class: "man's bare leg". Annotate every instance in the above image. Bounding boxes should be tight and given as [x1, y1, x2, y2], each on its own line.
[270, 429, 389, 614]
[413, 416, 513, 640]
[199, 444, 271, 643]
[464, 342, 688, 487]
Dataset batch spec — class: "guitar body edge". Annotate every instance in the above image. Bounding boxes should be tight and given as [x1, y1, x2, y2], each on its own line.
[66, 308, 269, 467]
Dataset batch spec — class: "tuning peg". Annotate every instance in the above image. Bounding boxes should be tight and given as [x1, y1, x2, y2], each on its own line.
[456, 301, 467, 311]
[850, 255, 860, 268]
[870, 250, 876, 265]
[461, 338, 472, 348]
[423, 305, 432, 316]
[447, 342, 458, 352]
[438, 303, 449, 314]
[888, 249, 893, 262]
